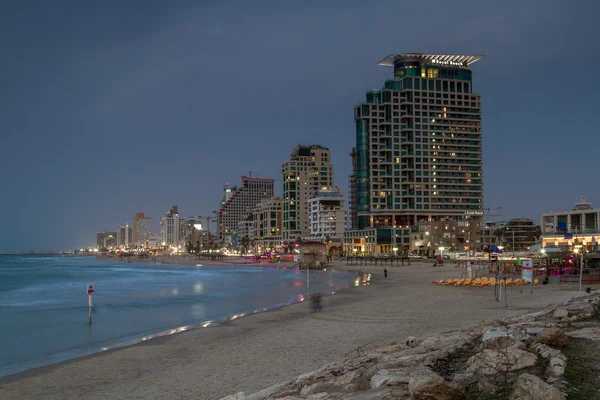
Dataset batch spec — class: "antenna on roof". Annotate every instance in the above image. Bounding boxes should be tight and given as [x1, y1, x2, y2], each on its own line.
[249, 171, 252, 178]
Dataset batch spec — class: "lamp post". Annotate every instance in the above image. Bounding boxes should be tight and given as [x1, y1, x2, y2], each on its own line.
[439, 247, 445, 259]
[393, 247, 398, 257]
[574, 247, 583, 291]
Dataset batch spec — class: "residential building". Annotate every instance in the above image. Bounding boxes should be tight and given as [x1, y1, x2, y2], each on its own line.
[97, 231, 117, 249]
[347, 53, 484, 253]
[496, 218, 540, 252]
[132, 212, 151, 247]
[343, 227, 411, 256]
[542, 197, 600, 252]
[282, 145, 334, 241]
[349, 147, 358, 229]
[160, 205, 185, 246]
[409, 219, 482, 256]
[252, 197, 283, 252]
[216, 176, 274, 245]
[308, 189, 346, 253]
[117, 225, 133, 248]
[481, 221, 504, 251]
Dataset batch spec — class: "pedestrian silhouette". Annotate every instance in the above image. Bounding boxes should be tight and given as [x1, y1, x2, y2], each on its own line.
[384, 268, 388, 278]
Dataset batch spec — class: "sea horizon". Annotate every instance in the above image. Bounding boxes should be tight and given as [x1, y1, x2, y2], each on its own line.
[0, 255, 360, 377]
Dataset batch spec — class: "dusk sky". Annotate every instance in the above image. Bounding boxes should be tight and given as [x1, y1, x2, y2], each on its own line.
[1, 0, 598, 252]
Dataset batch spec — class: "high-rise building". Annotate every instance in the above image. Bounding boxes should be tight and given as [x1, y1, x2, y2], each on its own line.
[308, 188, 347, 253]
[132, 212, 151, 247]
[97, 231, 117, 249]
[216, 176, 274, 245]
[282, 145, 334, 241]
[160, 205, 185, 246]
[117, 225, 133, 248]
[347, 53, 484, 254]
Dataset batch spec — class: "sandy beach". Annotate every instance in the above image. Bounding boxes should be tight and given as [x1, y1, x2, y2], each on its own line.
[0, 260, 581, 400]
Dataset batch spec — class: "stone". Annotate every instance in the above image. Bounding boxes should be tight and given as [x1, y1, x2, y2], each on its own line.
[546, 355, 567, 382]
[529, 342, 565, 360]
[566, 327, 600, 341]
[510, 373, 565, 400]
[582, 305, 595, 315]
[482, 326, 529, 343]
[406, 336, 419, 348]
[452, 372, 477, 391]
[410, 378, 466, 400]
[536, 327, 569, 347]
[339, 388, 400, 400]
[553, 308, 569, 318]
[300, 382, 338, 397]
[370, 366, 439, 390]
[482, 335, 525, 351]
[466, 348, 537, 375]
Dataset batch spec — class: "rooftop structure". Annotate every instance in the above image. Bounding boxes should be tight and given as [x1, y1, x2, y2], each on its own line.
[377, 53, 484, 67]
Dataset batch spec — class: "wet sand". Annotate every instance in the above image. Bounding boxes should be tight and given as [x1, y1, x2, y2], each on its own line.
[0, 261, 581, 400]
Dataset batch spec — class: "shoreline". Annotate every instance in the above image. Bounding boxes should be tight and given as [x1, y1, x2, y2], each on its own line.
[0, 261, 368, 382]
[0, 261, 584, 400]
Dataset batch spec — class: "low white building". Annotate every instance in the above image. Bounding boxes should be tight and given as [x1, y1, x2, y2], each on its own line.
[308, 189, 346, 249]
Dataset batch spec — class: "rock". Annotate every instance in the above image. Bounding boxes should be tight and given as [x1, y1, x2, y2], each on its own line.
[370, 366, 439, 390]
[307, 394, 330, 400]
[553, 308, 569, 318]
[482, 335, 525, 351]
[466, 348, 537, 375]
[410, 378, 465, 400]
[482, 326, 529, 343]
[529, 342, 565, 360]
[452, 372, 477, 391]
[407, 374, 443, 393]
[546, 355, 567, 382]
[406, 336, 419, 348]
[536, 327, 569, 347]
[339, 388, 400, 399]
[566, 327, 600, 341]
[300, 382, 338, 397]
[510, 373, 565, 400]
[582, 305, 595, 315]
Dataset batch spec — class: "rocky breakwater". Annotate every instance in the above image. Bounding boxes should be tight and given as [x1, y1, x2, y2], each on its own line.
[222, 294, 600, 400]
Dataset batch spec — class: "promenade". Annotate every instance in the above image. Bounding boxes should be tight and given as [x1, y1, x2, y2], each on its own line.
[0, 261, 580, 400]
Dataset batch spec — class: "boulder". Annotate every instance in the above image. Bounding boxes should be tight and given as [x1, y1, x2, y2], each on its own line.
[246, 380, 295, 400]
[466, 348, 537, 375]
[406, 336, 420, 348]
[370, 366, 439, 390]
[410, 378, 466, 400]
[339, 388, 401, 399]
[482, 326, 529, 343]
[529, 342, 565, 360]
[482, 335, 525, 351]
[536, 327, 569, 347]
[553, 308, 568, 318]
[546, 355, 567, 382]
[452, 372, 477, 391]
[510, 373, 565, 400]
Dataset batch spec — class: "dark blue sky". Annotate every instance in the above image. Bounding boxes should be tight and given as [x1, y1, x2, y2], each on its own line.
[1, 0, 598, 252]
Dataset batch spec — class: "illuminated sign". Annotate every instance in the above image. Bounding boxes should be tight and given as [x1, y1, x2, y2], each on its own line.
[431, 59, 465, 67]
[464, 211, 484, 215]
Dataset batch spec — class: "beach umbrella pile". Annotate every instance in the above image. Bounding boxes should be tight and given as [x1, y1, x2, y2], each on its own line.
[432, 277, 539, 288]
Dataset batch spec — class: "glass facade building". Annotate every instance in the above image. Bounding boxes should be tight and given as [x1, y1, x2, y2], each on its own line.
[349, 53, 485, 250]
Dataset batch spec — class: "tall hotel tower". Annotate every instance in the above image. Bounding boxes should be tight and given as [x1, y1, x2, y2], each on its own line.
[347, 54, 484, 254]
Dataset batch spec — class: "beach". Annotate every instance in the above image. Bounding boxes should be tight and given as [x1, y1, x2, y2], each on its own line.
[0, 260, 580, 400]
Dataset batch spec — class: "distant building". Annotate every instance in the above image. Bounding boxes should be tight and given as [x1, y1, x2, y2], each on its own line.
[282, 145, 334, 241]
[252, 197, 283, 252]
[308, 189, 346, 253]
[97, 231, 117, 249]
[160, 205, 185, 246]
[217, 176, 275, 246]
[542, 197, 600, 252]
[117, 225, 133, 248]
[497, 218, 540, 252]
[132, 212, 151, 247]
[481, 221, 503, 251]
[410, 219, 482, 256]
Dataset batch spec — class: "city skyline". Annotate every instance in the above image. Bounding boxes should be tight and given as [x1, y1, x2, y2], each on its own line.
[1, 1, 599, 252]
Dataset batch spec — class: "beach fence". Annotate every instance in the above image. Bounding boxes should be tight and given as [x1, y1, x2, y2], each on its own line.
[345, 256, 411, 267]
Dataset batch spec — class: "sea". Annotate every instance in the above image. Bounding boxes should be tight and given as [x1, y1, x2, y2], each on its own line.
[0, 255, 361, 377]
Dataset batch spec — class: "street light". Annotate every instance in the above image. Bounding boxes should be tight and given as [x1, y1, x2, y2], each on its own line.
[439, 247, 445, 259]
[393, 247, 398, 256]
[574, 247, 583, 291]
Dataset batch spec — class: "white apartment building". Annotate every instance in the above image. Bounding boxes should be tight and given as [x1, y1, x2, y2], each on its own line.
[117, 224, 133, 248]
[160, 205, 184, 246]
[217, 176, 274, 245]
[308, 189, 346, 243]
[542, 196, 600, 251]
[282, 145, 334, 241]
